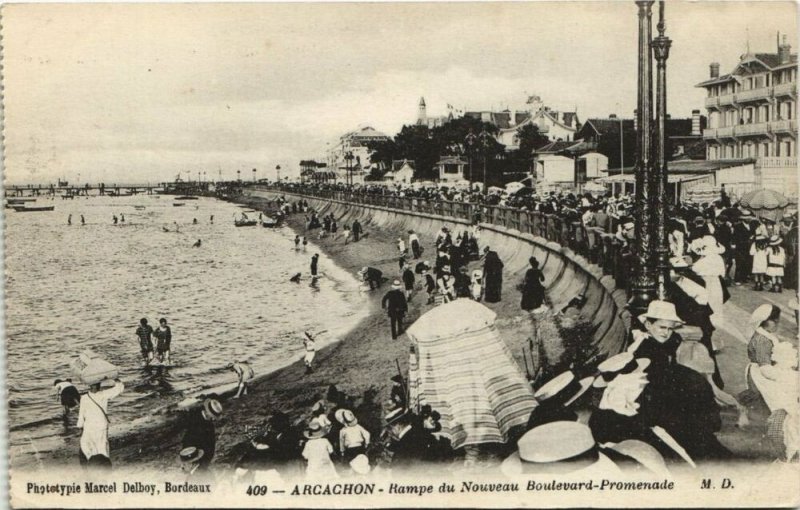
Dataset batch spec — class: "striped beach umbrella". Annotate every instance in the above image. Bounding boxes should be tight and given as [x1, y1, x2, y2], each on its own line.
[406, 299, 536, 449]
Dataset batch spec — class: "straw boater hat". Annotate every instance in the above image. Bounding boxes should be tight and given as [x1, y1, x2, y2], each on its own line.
[501, 421, 617, 476]
[392, 279, 402, 289]
[359, 267, 368, 274]
[303, 421, 327, 439]
[593, 352, 650, 388]
[335, 409, 358, 427]
[203, 398, 223, 420]
[769, 235, 783, 246]
[637, 300, 684, 328]
[534, 371, 594, 407]
[669, 256, 691, 269]
[179, 446, 205, 464]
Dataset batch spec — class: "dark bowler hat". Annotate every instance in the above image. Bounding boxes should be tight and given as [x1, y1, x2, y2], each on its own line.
[203, 398, 223, 420]
[179, 446, 204, 463]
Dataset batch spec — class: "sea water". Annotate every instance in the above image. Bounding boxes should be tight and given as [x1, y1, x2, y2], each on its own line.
[5, 194, 367, 467]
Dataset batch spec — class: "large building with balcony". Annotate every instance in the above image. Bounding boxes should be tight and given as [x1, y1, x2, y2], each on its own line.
[697, 35, 797, 196]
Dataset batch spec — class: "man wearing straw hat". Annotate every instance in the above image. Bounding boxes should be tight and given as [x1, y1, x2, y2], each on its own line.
[182, 398, 223, 471]
[77, 377, 124, 468]
[381, 280, 408, 339]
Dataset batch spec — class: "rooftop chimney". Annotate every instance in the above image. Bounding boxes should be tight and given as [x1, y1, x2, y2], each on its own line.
[691, 109, 701, 136]
[710, 62, 720, 78]
[779, 34, 791, 64]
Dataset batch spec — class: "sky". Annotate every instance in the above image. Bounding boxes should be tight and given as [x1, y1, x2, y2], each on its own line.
[2, 1, 797, 184]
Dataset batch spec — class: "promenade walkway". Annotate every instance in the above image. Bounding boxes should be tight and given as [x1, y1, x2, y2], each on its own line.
[258, 186, 798, 459]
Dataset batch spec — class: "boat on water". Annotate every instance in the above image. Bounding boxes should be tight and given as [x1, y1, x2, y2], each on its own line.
[235, 219, 258, 227]
[175, 196, 199, 201]
[6, 198, 36, 203]
[261, 218, 281, 228]
[173, 203, 186, 207]
[134, 206, 146, 210]
[12, 205, 55, 212]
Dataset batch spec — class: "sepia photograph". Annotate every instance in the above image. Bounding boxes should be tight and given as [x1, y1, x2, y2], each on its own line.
[2, 1, 799, 508]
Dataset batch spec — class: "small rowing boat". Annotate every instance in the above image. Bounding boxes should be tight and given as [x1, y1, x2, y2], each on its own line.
[235, 220, 258, 227]
[175, 196, 199, 201]
[261, 218, 280, 228]
[173, 203, 186, 207]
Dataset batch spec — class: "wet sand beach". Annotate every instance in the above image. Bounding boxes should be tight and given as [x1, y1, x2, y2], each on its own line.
[41, 194, 537, 471]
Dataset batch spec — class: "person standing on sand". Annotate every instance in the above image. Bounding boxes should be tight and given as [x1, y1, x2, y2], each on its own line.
[402, 264, 415, 300]
[154, 318, 172, 365]
[310, 253, 319, 277]
[382, 280, 408, 340]
[303, 332, 316, 374]
[303, 237, 308, 251]
[295, 235, 301, 250]
[136, 318, 155, 364]
[352, 220, 362, 242]
[77, 378, 124, 468]
[81, 215, 85, 225]
[182, 398, 222, 471]
[482, 246, 505, 303]
[67, 214, 72, 226]
[210, 215, 214, 224]
[230, 361, 254, 398]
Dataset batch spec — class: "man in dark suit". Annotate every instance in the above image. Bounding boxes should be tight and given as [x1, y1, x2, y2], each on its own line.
[387, 412, 426, 471]
[182, 398, 222, 471]
[381, 280, 408, 339]
[360, 266, 383, 290]
[732, 213, 754, 284]
[352, 220, 362, 242]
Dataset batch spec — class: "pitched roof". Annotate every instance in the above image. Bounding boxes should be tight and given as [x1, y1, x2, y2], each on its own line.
[392, 159, 416, 171]
[580, 118, 635, 138]
[437, 156, 468, 165]
[696, 52, 797, 87]
[535, 140, 583, 154]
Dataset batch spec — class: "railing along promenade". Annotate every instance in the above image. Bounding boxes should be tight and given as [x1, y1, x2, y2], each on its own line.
[256, 185, 633, 294]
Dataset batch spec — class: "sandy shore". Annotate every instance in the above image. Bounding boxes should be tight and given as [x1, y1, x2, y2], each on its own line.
[38, 194, 538, 472]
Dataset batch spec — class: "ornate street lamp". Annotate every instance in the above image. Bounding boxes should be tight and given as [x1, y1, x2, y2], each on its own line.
[630, 0, 671, 315]
[344, 151, 355, 187]
[478, 129, 492, 195]
[652, 0, 672, 300]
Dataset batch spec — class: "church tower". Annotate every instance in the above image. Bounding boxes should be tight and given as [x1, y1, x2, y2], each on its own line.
[417, 97, 427, 126]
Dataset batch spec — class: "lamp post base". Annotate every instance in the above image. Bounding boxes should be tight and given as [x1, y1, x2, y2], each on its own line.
[628, 286, 658, 319]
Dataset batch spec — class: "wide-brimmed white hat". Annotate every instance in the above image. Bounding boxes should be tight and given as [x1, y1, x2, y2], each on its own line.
[179, 446, 205, 463]
[637, 300, 684, 327]
[303, 421, 328, 439]
[769, 235, 783, 246]
[500, 421, 617, 476]
[335, 408, 358, 427]
[391, 279, 402, 289]
[701, 235, 725, 254]
[350, 454, 371, 475]
[749, 303, 776, 327]
[593, 352, 651, 388]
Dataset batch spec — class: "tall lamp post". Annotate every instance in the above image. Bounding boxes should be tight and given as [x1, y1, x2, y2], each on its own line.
[478, 129, 492, 195]
[652, 0, 672, 300]
[630, 0, 670, 315]
[465, 131, 477, 191]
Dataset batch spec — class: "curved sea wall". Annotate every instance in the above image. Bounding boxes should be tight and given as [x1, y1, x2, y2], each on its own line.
[247, 189, 631, 359]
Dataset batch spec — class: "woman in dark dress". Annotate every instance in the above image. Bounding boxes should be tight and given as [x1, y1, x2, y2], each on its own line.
[482, 247, 504, 303]
[520, 257, 546, 311]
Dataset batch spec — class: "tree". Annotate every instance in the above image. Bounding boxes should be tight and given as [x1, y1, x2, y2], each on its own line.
[516, 123, 550, 155]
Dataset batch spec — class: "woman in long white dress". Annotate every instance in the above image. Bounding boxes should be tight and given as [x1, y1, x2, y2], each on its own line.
[691, 236, 727, 348]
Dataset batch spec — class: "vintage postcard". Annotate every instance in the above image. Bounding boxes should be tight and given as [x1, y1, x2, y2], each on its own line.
[3, 1, 799, 508]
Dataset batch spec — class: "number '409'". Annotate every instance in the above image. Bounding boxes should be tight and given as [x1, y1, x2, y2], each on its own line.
[246, 485, 268, 496]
